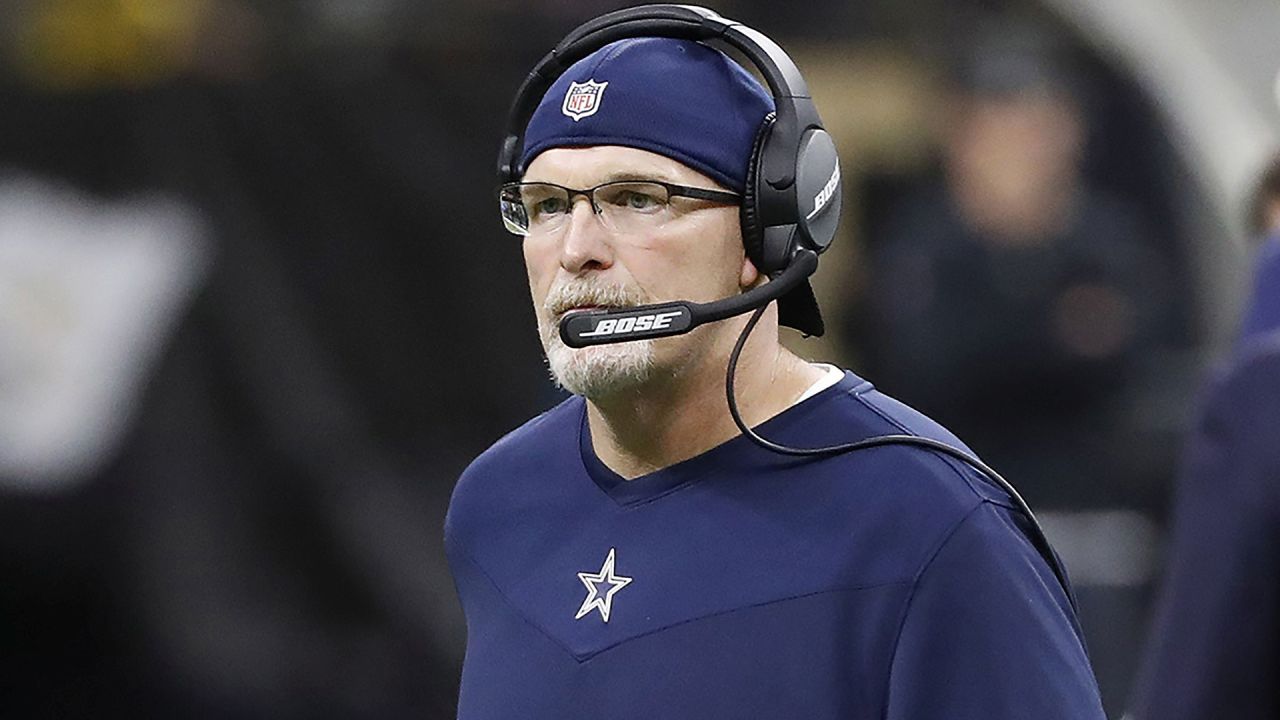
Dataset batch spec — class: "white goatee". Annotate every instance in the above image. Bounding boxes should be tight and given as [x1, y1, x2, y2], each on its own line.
[538, 280, 657, 398]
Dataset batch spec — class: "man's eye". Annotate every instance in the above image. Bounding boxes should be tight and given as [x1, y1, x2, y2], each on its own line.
[622, 191, 662, 210]
[530, 197, 568, 217]
[602, 186, 666, 212]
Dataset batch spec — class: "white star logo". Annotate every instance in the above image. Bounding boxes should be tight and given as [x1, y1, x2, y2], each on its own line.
[574, 548, 633, 623]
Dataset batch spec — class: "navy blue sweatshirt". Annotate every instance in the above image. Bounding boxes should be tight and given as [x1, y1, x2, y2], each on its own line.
[446, 371, 1104, 718]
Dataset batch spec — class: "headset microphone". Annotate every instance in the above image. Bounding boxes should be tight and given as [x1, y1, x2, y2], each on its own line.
[559, 249, 818, 348]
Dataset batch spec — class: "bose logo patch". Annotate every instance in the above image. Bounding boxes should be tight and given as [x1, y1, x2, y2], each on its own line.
[806, 161, 841, 220]
[562, 80, 608, 121]
[579, 311, 683, 337]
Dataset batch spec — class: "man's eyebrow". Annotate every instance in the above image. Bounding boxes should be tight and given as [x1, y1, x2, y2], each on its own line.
[599, 170, 679, 184]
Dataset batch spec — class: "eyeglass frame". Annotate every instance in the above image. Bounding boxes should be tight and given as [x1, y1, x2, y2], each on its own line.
[499, 179, 741, 236]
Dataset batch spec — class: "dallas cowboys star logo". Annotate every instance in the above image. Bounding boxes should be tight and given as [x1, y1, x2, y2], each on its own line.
[575, 548, 633, 623]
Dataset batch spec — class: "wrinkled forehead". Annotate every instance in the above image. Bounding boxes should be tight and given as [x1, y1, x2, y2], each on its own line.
[522, 145, 728, 191]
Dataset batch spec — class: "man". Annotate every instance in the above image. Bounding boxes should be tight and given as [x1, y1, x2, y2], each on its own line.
[445, 23, 1105, 719]
[1127, 156, 1280, 720]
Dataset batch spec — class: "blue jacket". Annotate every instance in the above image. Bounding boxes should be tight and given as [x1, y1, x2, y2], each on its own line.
[1130, 233, 1280, 719]
[447, 372, 1104, 718]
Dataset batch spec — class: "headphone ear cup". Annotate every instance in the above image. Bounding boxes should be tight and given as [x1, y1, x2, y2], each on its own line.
[740, 113, 775, 273]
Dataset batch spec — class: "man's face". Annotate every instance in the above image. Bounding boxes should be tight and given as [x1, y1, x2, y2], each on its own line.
[521, 145, 751, 399]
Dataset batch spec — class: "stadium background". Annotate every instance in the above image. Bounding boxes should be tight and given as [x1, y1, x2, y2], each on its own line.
[0, 0, 1276, 717]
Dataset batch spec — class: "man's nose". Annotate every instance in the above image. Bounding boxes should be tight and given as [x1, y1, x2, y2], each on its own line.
[558, 198, 614, 274]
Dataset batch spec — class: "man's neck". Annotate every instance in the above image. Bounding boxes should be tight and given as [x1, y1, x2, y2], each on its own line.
[584, 329, 825, 479]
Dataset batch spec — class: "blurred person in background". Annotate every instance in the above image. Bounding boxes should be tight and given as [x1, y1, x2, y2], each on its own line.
[1127, 154, 1280, 720]
[857, 19, 1184, 510]
[446, 7, 1104, 718]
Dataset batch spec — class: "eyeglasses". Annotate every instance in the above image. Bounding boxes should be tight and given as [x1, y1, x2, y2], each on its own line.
[499, 180, 741, 237]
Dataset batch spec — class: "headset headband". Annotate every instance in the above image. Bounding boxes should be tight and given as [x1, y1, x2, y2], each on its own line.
[497, 5, 822, 191]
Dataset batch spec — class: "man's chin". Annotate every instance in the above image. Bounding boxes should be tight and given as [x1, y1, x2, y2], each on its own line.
[544, 338, 656, 399]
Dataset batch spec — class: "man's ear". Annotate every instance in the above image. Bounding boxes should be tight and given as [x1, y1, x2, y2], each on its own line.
[740, 254, 761, 289]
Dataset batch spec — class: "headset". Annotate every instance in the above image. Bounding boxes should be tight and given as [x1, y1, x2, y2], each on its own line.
[497, 4, 1078, 614]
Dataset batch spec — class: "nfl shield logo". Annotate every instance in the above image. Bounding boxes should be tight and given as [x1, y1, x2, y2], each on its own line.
[562, 80, 609, 121]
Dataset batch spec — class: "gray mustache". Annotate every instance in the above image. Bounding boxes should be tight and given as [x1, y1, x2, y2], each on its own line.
[544, 283, 647, 318]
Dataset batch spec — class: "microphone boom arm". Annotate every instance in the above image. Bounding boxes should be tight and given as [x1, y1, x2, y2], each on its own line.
[559, 248, 818, 348]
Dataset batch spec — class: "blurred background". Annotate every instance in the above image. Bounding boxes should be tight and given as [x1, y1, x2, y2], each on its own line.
[0, 0, 1276, 717]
